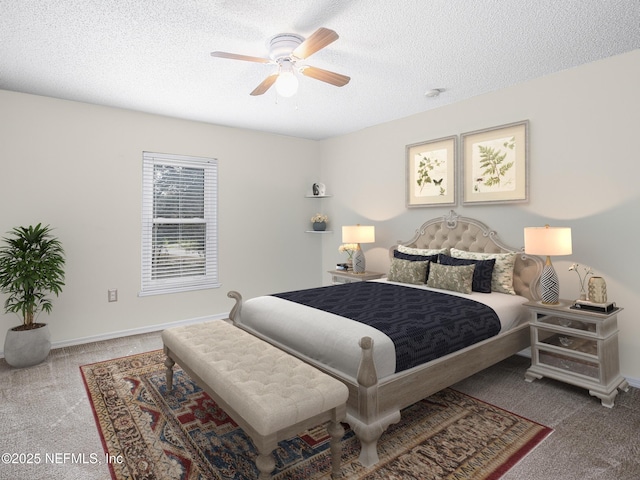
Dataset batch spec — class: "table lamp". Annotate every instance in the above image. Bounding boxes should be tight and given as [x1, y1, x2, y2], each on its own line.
[342, 225, 375, 274]
[524, 225, 572, 304]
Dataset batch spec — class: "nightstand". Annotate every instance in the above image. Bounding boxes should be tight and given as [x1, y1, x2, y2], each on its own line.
[328, 270, 384, 284]
[523, 300, 629, 408]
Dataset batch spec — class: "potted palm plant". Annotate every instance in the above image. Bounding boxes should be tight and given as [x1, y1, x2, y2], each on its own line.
[0, 224, 65, 368]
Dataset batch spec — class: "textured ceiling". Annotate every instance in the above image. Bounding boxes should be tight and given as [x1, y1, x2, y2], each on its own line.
[1, 0, 639, 140]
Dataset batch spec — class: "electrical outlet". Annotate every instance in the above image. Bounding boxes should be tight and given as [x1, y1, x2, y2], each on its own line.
[108, 289, 118, 302]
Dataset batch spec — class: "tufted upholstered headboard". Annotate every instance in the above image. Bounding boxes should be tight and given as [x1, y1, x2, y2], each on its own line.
[391, 210, 543, 301]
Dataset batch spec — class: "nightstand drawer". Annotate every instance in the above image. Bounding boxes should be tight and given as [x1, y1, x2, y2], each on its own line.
[538, 350, 600, 380]
[536, 328, 598, 355]
[534, 315, 596, 334]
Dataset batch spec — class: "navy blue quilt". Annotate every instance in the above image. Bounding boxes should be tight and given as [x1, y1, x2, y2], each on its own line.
[273, 282, 501, 373]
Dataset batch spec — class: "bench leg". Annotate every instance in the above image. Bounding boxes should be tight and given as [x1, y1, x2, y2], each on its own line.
[164, 356, 175, 392]
[328, 418, 345, 478]
[255, 449, 276, 480]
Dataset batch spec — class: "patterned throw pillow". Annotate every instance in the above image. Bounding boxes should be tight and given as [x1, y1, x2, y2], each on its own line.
[438, 254, 496, 293]
[450, 248, 517, 295]
[393, 250, 439, 282]
[397, 245, 448, 256]
[426, 262, 476, 294]
[388, 258, 429, 285]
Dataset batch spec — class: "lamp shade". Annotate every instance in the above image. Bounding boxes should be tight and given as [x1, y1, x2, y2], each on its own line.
[524, 226, 572, 256]
[342, 225, 375, 244]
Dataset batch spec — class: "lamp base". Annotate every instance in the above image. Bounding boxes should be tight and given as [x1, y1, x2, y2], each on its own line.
[540, 260, 560, 305]
[352, 244, 365, 273]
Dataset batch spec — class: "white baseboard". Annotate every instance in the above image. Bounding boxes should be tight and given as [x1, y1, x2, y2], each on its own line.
[0, 312, 229, 358]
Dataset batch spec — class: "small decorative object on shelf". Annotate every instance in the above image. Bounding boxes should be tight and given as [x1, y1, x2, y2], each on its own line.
[568, 263, 593, 301]
[312, 182, 326, 196]
[588, 276, 607, 303]
[311, 213, 328, 231]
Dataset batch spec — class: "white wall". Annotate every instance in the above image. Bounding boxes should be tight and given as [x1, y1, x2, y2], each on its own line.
[319, 50, 640, 380]
[2, 50, 639, 383]
[0, 91, 323, 349]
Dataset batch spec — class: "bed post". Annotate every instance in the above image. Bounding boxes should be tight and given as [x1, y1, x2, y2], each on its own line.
[227, 291, 242, 325]
[348, 336, 401, 467]
[357, 337, 378, 417]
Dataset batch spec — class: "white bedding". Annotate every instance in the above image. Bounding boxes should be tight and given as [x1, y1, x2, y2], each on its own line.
[237, 279, 529, 383]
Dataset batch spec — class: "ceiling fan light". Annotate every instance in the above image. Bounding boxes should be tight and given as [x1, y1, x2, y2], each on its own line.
[275, 70, 299, 97]
[275, 59, 299, 97]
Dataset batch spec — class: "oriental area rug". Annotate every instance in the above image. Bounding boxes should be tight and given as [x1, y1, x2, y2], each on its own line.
[81, 350, 552, 480]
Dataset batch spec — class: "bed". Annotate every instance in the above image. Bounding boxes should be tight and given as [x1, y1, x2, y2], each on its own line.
[227, 210, 543, 466]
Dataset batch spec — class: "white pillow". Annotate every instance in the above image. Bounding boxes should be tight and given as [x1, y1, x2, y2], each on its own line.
[397, 245, 448, 256]
[450, 248, 517, 295]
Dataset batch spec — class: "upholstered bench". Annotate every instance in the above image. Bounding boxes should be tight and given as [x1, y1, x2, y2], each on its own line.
[162, 320, 349, 479]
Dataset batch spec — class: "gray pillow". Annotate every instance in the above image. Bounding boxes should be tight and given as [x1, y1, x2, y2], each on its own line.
[388, 258, 429, 285]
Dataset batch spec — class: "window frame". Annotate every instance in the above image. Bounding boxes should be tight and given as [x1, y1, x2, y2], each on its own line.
[140, 152, 219, 296]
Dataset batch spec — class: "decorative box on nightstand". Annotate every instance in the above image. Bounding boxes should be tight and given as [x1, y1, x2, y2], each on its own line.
[523, 300, 629, 407]
[328, 270, 384, 285]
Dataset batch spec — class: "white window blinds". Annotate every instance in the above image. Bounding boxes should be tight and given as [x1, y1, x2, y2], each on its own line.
[140, 152, 219, 295]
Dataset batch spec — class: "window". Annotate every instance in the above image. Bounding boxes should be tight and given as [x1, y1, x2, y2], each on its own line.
[140, 152, 219, 295]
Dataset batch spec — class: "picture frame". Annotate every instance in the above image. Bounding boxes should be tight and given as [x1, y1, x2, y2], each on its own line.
[406, 135, 457, 207]
[461, 120, 529, 205]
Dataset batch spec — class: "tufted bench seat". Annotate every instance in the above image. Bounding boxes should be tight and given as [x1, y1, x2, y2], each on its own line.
[162, 320, 349, 479]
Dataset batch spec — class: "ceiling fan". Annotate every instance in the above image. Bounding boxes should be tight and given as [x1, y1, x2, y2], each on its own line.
[210, 27, 350, 97]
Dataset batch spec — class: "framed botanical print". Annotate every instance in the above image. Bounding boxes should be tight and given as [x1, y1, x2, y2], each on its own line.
[461, 120, 529, 205]
[406, 135, 457, 207]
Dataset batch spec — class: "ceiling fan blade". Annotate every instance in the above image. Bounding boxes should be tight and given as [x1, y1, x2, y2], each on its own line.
[292, 27, 339, 59]
[301, 66, 350, 87]
[250, 74, 279, 96]
[211, 51, 271, 64]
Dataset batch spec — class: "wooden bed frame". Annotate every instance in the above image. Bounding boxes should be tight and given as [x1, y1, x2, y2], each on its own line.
[228, 210, 543, 466]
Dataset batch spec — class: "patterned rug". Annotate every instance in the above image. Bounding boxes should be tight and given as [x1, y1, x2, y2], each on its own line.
[81, 350, 552, 480]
